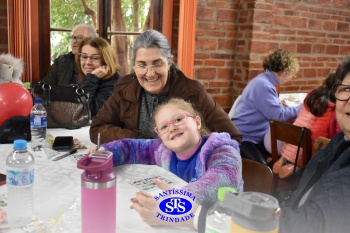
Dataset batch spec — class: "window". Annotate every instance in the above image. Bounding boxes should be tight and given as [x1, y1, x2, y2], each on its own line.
[41, 0, 163, 78]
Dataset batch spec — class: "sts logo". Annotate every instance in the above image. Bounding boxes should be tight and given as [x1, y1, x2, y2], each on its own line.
[159, 197, 192, 215]
[154, 189, 196, 223]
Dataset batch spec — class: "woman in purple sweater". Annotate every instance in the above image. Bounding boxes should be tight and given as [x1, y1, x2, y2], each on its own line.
[232, 49, 302, 165]
[95, 98, 243, 205]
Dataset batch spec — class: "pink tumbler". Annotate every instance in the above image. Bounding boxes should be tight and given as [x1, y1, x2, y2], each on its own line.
[77, 151, 116, 233]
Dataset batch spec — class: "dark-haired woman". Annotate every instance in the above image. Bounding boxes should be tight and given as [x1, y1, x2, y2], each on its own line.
[273, 72, 340, 178]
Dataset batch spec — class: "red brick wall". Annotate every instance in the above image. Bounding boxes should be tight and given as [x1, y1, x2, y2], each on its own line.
[0, 0, 8, 53]
[1, 1, 349, 112]
[191, 0, 350, 112]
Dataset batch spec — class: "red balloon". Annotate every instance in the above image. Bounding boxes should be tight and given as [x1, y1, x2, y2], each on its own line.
[0, 83, 33, 127]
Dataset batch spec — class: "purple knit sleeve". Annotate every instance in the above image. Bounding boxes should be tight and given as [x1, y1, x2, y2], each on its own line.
[180, 133, 244, 204]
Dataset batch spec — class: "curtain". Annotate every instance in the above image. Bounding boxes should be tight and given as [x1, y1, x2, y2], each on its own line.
[7, 0, 32, 83]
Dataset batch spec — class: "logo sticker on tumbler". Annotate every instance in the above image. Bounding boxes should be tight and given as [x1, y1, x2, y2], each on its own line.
[154, 189, 196, 223]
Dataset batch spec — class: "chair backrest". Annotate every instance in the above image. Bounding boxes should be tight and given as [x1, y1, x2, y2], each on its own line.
[228, 95, 241, 119]
[313, 136, 331, 155]
[242, 158, 274, 195]
[269, 120, 312, 167]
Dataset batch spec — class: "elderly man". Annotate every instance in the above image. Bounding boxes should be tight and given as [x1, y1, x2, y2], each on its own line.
[41, 23, 97, 85]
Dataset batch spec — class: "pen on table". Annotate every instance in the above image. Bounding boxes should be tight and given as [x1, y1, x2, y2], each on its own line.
[97, 132, 101, 150]
[53, 149, 78, 161]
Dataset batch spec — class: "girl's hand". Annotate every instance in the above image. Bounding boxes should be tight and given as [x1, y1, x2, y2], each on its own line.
[91, 65, 109, 79]
[130, 179, 172, 226]
[130, 179, 197, 228]
[86, 145, 105, 154]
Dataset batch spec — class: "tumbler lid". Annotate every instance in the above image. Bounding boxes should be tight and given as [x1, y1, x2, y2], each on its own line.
[77, 151, 115, 183]
[225, 192, 280, 232]
[224, 191, 280, 221]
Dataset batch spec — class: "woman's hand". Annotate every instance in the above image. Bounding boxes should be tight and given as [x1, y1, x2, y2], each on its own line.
[91, 65, 109, 79]
[280, 99, 288, 107]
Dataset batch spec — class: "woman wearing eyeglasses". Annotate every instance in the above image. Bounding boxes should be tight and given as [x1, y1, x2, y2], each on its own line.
[276, 54, 350, 233]
[89, 29, 242, 144]
[42, 23, 98, 85]
[76, 37, 120, 116]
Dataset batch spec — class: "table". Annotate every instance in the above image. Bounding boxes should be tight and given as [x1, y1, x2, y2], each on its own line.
[279, 92, 307, 107]
[0, 127, 196, 233]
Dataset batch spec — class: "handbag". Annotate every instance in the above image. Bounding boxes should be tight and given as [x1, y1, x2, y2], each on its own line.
[33, 81, 90, 129]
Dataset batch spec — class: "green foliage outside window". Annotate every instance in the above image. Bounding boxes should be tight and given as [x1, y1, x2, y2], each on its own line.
[50, 0, 150, 63]
[50, 0, 96, 62]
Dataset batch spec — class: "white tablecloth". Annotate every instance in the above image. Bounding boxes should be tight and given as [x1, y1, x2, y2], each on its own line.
[0, 127, 196, 233]
[279, 92, 307, 107]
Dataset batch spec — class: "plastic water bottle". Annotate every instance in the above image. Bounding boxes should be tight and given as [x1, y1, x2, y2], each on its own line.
[30, 98, 47, 151]
[205, 187, 236, 233]
[6, 139, 35, 224]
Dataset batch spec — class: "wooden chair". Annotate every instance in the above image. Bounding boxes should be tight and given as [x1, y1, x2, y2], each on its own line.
[242, 158, 274, 195]
[313, 136, 331, 155]
[269, 120, 312, 167]
[269, 120, 312, 194]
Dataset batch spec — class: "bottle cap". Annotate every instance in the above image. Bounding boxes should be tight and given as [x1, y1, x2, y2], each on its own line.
[218, 186, 236, 202]
[14, 139, 27, 150]
[34, 98, 42, 104]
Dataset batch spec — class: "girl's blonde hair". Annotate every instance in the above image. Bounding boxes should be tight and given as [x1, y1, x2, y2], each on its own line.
[153, 98, 210, 136]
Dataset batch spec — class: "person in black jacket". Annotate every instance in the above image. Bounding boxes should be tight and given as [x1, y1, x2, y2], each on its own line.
[126, 55, 350, 233]
[42, 23, 97, 85]
[277, 54, 350, 233]
[77, 37, 120, 117]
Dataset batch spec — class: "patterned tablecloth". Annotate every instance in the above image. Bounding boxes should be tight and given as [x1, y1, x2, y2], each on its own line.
[0, 127, 196, 233]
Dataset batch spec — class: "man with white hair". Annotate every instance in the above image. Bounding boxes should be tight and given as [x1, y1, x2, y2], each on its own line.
[42, 23, 97, 85]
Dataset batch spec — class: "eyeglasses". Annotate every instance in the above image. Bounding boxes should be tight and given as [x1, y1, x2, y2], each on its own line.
[154, 113, 194, 135]
[71, 35, 84, 42]
[79, 53, 102, 64]
[133, 62, 167, 75]
[335, 84, 350, 101]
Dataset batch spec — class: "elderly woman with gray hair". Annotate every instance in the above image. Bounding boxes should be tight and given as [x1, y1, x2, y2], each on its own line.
[90, 29, 241, 144]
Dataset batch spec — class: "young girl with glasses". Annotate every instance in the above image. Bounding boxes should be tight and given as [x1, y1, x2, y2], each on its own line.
[90, 98, 243, 205]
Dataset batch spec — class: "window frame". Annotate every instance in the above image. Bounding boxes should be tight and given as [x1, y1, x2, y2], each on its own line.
[38, 0, 165, 81]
